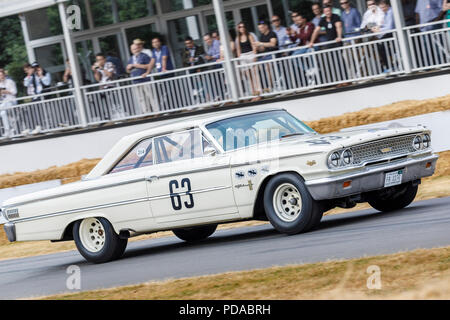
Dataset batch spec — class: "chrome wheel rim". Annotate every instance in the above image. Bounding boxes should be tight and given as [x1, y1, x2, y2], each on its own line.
[273, 183, 302, 222]
[79, 218, 106, 253]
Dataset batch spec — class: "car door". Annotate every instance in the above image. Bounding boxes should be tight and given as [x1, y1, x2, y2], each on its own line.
[146, 129, 238, 226]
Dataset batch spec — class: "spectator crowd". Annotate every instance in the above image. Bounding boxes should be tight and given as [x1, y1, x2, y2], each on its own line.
[1, 0, 449, 138]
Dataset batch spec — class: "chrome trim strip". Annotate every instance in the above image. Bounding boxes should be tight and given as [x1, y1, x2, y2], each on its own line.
[306, 154, 438, 186]
[4, 165, 231, 209]
[3, 177, 146, 208]
[11, 185, 231, 224]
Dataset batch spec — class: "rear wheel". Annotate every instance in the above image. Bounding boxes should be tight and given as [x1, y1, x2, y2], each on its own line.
[172, 224, 217, 242]
[264, 173, 322, 235]
[368, 182, 418, 212]
[73, 217, 127, 263]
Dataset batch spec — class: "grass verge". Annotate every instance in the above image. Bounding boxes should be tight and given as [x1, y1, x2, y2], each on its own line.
[41, 246, 450, 300]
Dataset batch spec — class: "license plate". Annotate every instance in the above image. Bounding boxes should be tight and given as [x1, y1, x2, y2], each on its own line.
[384, 169, 403, 187]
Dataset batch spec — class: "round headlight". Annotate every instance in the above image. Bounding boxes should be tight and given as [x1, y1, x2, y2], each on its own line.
[342, 149, 353, 165]
[422, 134, 430, 148]
[329, 151, 341, 167]
[413, 135, 422, 150]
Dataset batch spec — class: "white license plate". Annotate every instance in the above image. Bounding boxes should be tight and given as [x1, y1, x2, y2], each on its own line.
[384, 169, 403, 187]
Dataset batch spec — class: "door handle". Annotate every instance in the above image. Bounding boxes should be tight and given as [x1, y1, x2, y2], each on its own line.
[145, 175, 159, 182]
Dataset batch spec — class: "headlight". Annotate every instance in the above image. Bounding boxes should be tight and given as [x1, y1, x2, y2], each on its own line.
[329, 151, 341, 167]
[422, 134, 431, 148]
[413, 135, 422, 150]
[342, 149, 353, 165]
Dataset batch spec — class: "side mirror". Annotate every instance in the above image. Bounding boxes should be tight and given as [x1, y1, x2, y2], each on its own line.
[204, 145, 217, 157]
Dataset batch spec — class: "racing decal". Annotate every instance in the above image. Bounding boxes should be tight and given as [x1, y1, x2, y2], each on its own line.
[168, 178, 194, 211]
[136, 148, 146, 157]
[235, 171, 245, 179]
[247, 168, 257, 177]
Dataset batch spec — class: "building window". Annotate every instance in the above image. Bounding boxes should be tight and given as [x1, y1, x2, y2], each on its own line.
[161, 0, 212, 14]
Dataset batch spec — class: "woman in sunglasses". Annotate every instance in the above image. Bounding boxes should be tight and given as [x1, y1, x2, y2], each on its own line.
[235, 22, 261, 101]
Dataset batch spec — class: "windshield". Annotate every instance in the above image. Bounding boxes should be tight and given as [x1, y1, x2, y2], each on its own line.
[205, 110, 315, 151]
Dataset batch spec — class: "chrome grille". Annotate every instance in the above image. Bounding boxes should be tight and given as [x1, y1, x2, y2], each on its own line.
[351, 135, 416, 165]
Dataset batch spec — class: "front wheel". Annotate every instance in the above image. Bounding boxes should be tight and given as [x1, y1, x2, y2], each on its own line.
[73, 217, 128, 263]
[172, 224, 217, 242]
[368, 182, 418, 212]
[264, 173, 321, 235]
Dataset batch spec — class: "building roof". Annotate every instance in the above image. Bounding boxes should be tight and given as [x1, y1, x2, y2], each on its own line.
[0, 0, 67, 18]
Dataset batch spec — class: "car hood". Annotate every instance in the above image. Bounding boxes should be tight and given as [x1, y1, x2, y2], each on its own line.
[277, 125, 427, 151]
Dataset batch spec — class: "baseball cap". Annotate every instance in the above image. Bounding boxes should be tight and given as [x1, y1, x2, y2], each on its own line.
[31, 61, 40, 68]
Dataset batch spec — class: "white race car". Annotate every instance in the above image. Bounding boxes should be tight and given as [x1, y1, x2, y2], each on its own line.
[1, 108, 438, 263]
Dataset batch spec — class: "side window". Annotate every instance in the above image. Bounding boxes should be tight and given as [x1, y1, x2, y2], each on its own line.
[154, 129, 212, 164]
[110, 138, 153, 174]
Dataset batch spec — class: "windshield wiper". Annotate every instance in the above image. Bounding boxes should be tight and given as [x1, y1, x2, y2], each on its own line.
[281, 132, 305, 138]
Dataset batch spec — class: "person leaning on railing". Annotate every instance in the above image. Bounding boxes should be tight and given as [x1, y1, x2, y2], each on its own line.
[23, 62, 51, 101]
[0, 69, 17, 138]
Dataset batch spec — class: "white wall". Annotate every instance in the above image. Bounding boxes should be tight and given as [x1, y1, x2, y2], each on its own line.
[0, 73, 449, 174]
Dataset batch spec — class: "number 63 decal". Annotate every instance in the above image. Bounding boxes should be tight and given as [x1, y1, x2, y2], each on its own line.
[169, 178, 194, 210]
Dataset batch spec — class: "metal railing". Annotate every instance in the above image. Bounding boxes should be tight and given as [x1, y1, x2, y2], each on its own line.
[405, 19, 450, 71]
[0, 89, 80, 138]
[80, 62, 231, 125]
[233, 30, 404, 100]
[1, 20, 449, 140]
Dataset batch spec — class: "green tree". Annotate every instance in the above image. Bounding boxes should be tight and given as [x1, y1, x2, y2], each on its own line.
[0, 16, 27, 96]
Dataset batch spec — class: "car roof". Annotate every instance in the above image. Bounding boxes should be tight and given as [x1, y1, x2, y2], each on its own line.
[86, 106, 285, 178]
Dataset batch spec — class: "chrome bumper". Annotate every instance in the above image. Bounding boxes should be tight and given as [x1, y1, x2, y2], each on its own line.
[3, 223, 16, 242]
[305, 154, 438, 200]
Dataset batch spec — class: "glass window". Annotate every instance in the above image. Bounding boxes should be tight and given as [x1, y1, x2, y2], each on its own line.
[110, 138, 154, 174]
[25, 6, 62, 40]
[205, 111, 315, 151]
[125, 24, 159, 47]
[161, 0, 212, 13]
[117, 0, 157, 22]
[90, 0, 114, 27]
[153, 129, 211, 164]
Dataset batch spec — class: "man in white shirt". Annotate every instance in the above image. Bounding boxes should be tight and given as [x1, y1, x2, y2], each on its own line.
[360, 0, 385, 30]
[0, 69, 17, 138]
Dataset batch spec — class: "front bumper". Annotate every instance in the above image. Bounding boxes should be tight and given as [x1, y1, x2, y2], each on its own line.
[305, 154, 438, 200]
[3, 223, 16, 242]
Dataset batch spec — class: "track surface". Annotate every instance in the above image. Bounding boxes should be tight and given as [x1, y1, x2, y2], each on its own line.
[1, 197, 449, 299]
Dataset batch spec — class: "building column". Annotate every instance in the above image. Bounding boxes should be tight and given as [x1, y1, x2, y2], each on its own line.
[212, 0, 239, 102]
[19, 14, 36, 63]
[58, 1, 88, 127]
[391, 0, 412, 73]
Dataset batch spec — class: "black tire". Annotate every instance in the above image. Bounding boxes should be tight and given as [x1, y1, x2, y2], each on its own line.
[73, 217, 128, 264]
[263, 173, 320, 235]
[368, 182, 418, 212]
[172, 224, 217, 242]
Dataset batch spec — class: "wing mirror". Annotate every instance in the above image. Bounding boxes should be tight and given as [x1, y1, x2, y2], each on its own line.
[204, 145, 217, 157]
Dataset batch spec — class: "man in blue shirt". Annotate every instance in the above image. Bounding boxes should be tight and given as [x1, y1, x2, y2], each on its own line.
[371, 0, 395, 72]
[271, 15, 290, 49]
[415, 0, 443, 31]
[151, 37, 174, 73]
[340, 0, 362, 37]
[203, 33, 221, 62]
[126, 44, 151, 83]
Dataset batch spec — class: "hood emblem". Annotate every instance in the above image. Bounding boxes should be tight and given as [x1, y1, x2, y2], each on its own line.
[380, 147, 392, 153]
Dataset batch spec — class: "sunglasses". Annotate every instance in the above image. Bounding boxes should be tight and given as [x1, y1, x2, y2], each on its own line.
[340, 1, 348, 4]
[271, 19, 280, 22]
[238, 25, 245, 29]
